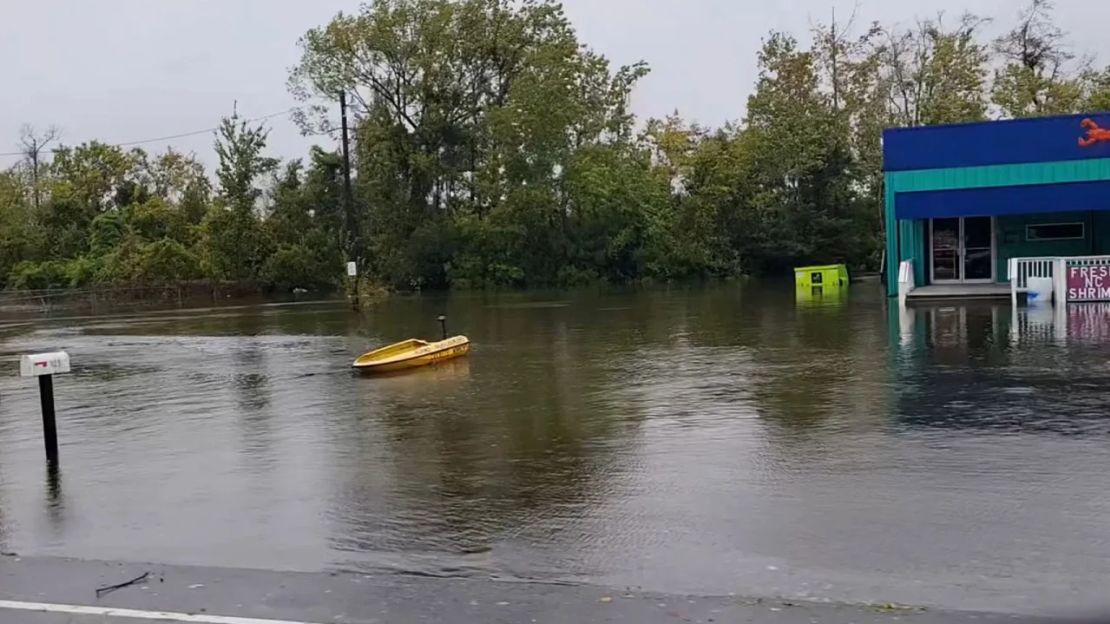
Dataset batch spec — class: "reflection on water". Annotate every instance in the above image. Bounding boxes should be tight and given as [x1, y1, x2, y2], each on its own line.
[0, 285, 1109, 612]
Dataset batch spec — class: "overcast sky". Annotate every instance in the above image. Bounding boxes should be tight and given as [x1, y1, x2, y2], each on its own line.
[1, 0, 1107, 169]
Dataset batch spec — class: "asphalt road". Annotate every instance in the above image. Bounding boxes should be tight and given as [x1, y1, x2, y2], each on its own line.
[0, 554, 1057, 624]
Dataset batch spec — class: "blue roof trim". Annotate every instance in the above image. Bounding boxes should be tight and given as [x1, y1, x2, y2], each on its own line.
[883, 113, 1110, 172]
[894, 180, 1110, 220]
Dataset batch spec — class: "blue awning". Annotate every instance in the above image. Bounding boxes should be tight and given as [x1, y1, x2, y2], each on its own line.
[895, 180, 1110, 220]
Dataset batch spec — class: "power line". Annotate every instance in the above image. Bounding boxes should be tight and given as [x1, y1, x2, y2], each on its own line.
[0, 108, 297, 160]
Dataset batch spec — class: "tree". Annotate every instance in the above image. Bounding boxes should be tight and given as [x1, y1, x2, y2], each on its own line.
[810, 15, 890, 265]
[214, 117, 278, 213]
[133, 239, 203, 284]
[880, 14, 991, 127]
[147, 149, 211, 224]
[34, 142, 147, 258]
[198, 207, 273, 281]
[88, 212, 127, 255]
[643, 113, 705, 194]
[729, 32, 879, 273]
[128, 198, 191, 244]
[290, 0, 655, 288]
[0, 171, 43, 286]
[198, 117, 280, 282]
[8, 1, 1110, 295]
[17, 124, 59, 210]
[263, 149, 345, 290]
[1084, 66, 1110, 112]
[992, 0, 1085, 118]
[48, 142, 146, 215]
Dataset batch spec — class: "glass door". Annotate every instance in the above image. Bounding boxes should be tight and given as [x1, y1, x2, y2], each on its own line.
[930, 217, 995, 283]
[962, 217, 994, 282]
[931, 218, 961, 283]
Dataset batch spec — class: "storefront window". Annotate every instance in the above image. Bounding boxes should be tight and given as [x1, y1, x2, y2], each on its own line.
[1026, 223, 1084, 241]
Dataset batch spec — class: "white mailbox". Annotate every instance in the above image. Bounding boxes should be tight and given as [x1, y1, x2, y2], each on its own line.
[20, 351, 71, 377]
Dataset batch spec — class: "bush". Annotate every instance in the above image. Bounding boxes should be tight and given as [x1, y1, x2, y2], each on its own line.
[134, 239, 204, 283]
[8, 260, 70, 290]
[198, 207, 273, 281]
[65, 255, 103, 288]
[96, 236, 144, 284]
[95, 237, 203, 285]
[556, 265, 599, 287]
[261, 244, 337, 292]
[128, 198, 190, 244]
[89, 212, 128, 255]
[446, 216, 525, 288]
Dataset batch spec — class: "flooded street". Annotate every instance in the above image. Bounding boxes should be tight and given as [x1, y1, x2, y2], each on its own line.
[1, 283, 1109, 613]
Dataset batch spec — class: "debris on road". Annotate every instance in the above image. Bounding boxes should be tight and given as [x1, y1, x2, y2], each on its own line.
[95, 571, 150, 598]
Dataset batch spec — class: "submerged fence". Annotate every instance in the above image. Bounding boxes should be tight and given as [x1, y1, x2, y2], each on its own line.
[1008, 255, 1110, 306]
[0, 281, 270, 315]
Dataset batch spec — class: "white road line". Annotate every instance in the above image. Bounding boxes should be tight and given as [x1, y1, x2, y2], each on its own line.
[0, 599, 323, 624]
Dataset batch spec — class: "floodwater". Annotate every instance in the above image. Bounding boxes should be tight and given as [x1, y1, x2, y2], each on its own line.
[1, 283, 1109, 613]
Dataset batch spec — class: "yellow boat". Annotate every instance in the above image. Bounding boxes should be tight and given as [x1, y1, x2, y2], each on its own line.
[353, 335, 471, 374]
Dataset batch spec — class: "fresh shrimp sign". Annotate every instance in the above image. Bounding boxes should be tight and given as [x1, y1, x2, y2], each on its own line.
[1067, 265, 1110, 301]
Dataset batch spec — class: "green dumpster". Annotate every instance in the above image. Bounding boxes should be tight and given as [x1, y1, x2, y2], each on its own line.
[795, 264, 849, 290]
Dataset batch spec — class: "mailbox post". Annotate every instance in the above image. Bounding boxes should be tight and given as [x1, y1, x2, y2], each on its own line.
[20, 351, 71, 463]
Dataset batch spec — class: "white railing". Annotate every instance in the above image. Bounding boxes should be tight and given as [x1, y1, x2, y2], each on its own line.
[1008, 257, 1058, 307]
[897, 260, 915, 306]
[1007, 257, 1056, 290]
[1063, 255, 1110, 268]
[1008, 255, 1110, 306]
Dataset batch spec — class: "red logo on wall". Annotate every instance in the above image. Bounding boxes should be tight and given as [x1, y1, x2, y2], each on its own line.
[1079, 118, 1110, 147]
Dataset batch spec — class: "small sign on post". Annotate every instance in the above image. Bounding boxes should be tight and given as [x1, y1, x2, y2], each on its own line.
[347, 261, 360, 310]
[20, 351, 70, 463]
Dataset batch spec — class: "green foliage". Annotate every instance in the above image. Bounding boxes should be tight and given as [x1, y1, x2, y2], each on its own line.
[214, 117, 279, 213]
[991, 0, 1084, 118]
[7, 256, 104, 290]
[127, 198, 191, 244]
[95, 235, 145, 284]
[1082, 67, 1110, 112]
[993, 64, 1084, 117]
[198, 207, 273, 281]
[8, 260, 70, 290]
[292, 0, 670, 288]
[880, 14, 991, 127]
[0, 106, 345, 294]
[446, 216, 525, 288]
[65, 255, 102, 288]
[133, 239, 204, 284]
[0, 172, 44, 286]
[2, 1, 1109, 296]
[49, 141, 145, 214]
[562, 144, 669, 282]
[89, 212, 127, 255]
[261, 244, 337, 292]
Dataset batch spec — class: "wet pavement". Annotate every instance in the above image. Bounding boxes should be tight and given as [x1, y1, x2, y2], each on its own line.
[0, 554, 1036, 624]
[1, 285, 1109, 614]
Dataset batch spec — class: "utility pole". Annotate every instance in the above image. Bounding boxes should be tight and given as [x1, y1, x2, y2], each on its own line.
[339, 90, 356, 256]
[830, 7, 840, 113]
[339, 90, 359, 309]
